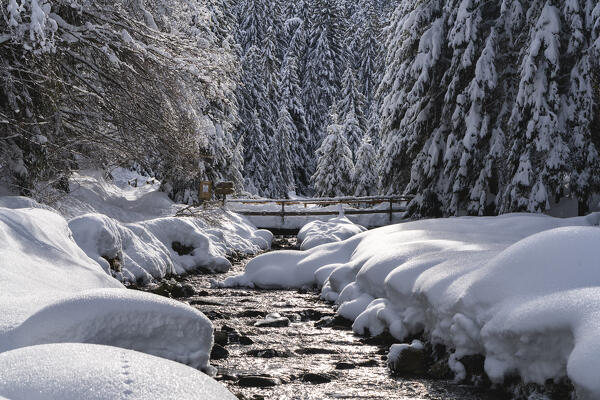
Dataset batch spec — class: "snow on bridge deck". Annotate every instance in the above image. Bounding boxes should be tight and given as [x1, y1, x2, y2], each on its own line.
[227, 196, 412, 231]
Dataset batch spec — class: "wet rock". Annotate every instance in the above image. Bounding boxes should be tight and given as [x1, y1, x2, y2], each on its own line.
[190, 298, 223, 306]
[214, 331, 228, 346]
[254, 313, 290, 328]
[428, 358, 454, 379]
[204, 310, 226, 319]
[298, 309, 332, 322]
[246, 349, 290, 358]
[238, 335, 254, 345]
[172, 241, 194, 256]
[237, 310, 267, 318]
[196, 290, 210, 297]
[335, 362, 356, 370]
[459, 354, 486, 378]
[226, 329, 254, 345]
[210, 344, 229, 360]
[216, 374, 237, 382]
[314, 315, 352, 329]
[301, 372, 333, 384]
[358, 359, 378, 368]
[295, 347, 338, 355]
[237, 375, 279, 388]
[360, 331, 397, 346]
[221, 325, 236, 332]
[148, 280, 195, 298]
[387, 341, 429, 375]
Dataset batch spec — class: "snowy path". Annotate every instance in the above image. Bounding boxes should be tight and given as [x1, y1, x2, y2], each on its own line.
[148, 237, 502, 400]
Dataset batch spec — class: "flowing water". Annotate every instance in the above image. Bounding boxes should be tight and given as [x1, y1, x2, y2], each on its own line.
[164, 236, 506, 400]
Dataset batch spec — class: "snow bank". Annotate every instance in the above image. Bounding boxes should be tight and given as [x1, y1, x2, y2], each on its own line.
[297, 215, 366, 250]
[0, 343, 236, 400]
[69, 214, 231, 282]
[222, 213, 600, 397]
[49, 169, 272, 282]
[0, 206, 215, 373]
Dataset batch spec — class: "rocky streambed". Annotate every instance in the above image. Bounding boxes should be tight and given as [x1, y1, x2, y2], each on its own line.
[144, 236, 507, 400]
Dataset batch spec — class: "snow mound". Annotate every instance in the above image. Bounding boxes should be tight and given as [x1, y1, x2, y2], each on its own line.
[70, 214, 231, 282]
[221, 213, 600, 396]
[0, 343, 236, 400]
[56, 169, 176, 223]
[0, 206, 214, 373]
[297, 215, 366, 250]
[7, 289, 214, 371]
[44, 169, 272, 283]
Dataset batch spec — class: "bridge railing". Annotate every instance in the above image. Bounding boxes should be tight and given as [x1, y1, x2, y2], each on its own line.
[227, 195, 413, 226]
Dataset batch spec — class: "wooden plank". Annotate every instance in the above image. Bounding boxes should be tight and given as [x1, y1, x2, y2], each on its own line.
[237, 209, 407, 217]
[227, 195, 413, 205]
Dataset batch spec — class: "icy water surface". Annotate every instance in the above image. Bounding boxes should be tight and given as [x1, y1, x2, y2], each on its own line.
[175, 237, 506, 400]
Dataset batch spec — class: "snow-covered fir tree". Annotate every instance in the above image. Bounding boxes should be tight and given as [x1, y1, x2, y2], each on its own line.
[378, 0, 600, 215]
[311, 116, 355, 197]
[353, 136, 378, 196]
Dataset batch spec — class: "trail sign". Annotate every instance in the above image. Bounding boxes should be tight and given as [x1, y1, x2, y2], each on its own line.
[199, 181, 212, 201]
[215, 181, 235, 195]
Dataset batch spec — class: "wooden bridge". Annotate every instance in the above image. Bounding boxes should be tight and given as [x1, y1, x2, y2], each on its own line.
[227, 195, 413, 231]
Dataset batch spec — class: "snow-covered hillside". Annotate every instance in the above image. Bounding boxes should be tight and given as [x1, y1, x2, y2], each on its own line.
[222, 213, 600, 398]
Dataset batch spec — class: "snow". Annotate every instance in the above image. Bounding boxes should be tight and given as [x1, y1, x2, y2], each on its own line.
[54, 169, 272, 282]
[297, 214, 366, 250]
[221, 213, 600, 396]
[0, 343, 236, 400]
[0, 206, 216, 373]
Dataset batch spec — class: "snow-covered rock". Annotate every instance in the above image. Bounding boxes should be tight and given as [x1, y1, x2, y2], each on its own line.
[222, 213, 600, 397]
[0, 206, 214, 373]
[0, 343, 236, 400]
[298, 215, 366, 250]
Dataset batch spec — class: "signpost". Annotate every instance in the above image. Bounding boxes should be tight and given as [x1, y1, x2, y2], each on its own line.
[215, 181, 235, 205]
[198, 181, 212, 202]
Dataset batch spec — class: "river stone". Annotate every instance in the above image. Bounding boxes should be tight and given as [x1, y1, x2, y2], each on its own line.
[237, 375, 279, 387]
[301, 372, 333, 384]
[388, 343, 429, 375]
[295, 347, 337, 355]
[237, 310, 267, 318]
[214, 331, 228, 346]
[335, 362, 356, 370]
[428, 358, 454, 379]
[254, 313, 290, 328]
[210, 344, 229, 360]
[246, 349, 290, 358]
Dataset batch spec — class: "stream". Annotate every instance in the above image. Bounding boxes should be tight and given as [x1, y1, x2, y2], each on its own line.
[154, 236, 507, 400]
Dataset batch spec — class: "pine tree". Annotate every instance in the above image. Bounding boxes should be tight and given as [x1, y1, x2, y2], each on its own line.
[337, 65, 368, 131]
[304, 0, 346, 150]
[343, 111, 364, 159]
[311, 116, 354, 197]
[279, 55, 311, 190]
[502, 2, 565, 213]
[353, 136, 378, 196]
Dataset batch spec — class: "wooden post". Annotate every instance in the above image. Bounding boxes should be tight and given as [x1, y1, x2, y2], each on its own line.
[281, 202, 285, 226]
[389, 198, 393, 223]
